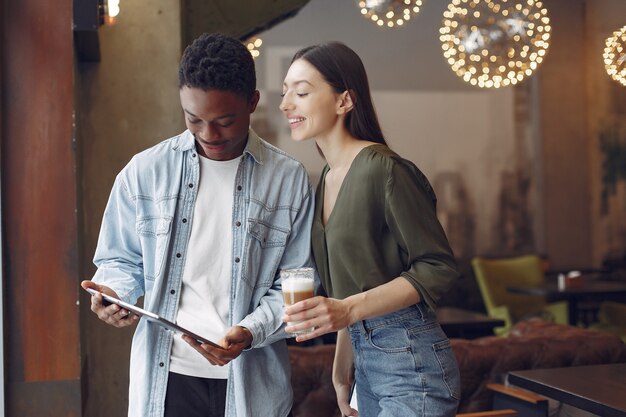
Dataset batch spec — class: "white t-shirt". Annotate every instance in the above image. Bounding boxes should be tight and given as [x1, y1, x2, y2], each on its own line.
[169, 154, 241, 379]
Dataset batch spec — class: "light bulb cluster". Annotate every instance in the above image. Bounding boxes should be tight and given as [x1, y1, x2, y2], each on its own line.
[603, 26, 626, 87]
[440, 0, 551, 88]
[358, 0, 423, 29]
[245, 37, 263, 59]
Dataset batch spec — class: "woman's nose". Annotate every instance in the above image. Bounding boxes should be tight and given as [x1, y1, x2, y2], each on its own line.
[279, 94, 292, 112]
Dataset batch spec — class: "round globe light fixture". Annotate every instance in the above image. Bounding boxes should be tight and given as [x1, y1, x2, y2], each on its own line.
[440, 0, 551, 88]
[603, 26, 626, 86]
[357, 0, 423, 29]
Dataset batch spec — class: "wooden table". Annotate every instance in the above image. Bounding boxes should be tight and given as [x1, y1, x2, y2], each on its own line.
[507, 279, 626, 326]
[437, 307, 504, 339]
[509, 363, 626, 417]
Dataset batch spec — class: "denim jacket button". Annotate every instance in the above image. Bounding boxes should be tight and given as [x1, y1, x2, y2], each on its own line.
[235, 221, 241, 227]
[182, 218, 187, 223]
[235, 257, 240, 263]
[176, 253, 182, 258]
[170, 289, 176, 294]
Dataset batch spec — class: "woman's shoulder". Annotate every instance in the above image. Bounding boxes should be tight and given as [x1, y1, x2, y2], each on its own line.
[360, 145, 436, 203]
[358, 144, 408, 173]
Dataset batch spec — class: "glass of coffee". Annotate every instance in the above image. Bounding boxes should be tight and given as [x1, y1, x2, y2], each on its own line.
[280, 267, 315, 337]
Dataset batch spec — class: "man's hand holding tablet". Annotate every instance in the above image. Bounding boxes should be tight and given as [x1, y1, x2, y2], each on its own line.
[81, 281, 140, 328]
[80, 281, 221, 349]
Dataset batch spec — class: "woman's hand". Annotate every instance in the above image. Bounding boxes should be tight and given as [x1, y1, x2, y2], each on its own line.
[335, 380, 358, 417]
[283, 296, 353, 342]
[334, 329, 358, 416]
[284, 277, 421, 342]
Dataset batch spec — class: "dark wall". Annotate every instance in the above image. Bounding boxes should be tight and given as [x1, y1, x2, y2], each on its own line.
[1, 0, 82, 415]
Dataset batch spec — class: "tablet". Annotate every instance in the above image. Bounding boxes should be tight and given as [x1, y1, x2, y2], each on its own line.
[84, 287, 221, 348]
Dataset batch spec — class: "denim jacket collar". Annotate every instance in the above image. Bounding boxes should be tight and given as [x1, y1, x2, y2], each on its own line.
[172, 128, 264, 165]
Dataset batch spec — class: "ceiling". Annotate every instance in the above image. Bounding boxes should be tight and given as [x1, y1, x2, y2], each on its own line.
[181, 0, 310, 47]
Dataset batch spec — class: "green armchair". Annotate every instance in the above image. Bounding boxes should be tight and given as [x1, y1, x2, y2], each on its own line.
[471, 255, 568, 335]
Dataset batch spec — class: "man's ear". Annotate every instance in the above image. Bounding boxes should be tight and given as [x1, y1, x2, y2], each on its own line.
[249, 90, 260, 113]
[337, 90, 355, 115]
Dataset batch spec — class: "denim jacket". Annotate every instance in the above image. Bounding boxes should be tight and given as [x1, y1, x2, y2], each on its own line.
[92, 129, 314, 417]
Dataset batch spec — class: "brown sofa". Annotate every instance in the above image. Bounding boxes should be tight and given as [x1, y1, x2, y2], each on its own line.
[288, 319, 626, 417]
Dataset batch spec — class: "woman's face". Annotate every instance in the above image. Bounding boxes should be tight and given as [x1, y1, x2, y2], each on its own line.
[280, 58, 343, 142]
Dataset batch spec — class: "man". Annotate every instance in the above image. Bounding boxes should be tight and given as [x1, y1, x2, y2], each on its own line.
[81, 33, 314, 417]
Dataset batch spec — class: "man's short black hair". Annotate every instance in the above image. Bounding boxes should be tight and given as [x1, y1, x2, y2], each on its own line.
[179, 33, 256, 99]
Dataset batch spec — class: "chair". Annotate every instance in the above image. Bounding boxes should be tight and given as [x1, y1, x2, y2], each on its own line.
[488, 383, 549, 417]
[456, 383, 550, 417]
[471, 255, 568, 335]
[590, 301, 626, 343]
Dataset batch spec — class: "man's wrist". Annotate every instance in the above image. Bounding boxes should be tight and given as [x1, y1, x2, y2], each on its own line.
[239, 326, 253, 348]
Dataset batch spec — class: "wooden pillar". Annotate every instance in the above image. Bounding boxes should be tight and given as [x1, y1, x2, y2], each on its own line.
[1, 0, 82, 415]
[536, 0, 593, 268]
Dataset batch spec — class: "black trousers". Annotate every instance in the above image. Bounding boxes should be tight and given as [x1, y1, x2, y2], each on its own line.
[164, 372, 227, 417]
[164, 371, 294, 417]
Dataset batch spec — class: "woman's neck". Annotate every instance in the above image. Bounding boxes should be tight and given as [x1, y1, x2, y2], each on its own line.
[317, 133, 379, 170]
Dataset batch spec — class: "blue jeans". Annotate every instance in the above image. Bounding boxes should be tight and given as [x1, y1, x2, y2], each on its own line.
[348, 304, 461, 417]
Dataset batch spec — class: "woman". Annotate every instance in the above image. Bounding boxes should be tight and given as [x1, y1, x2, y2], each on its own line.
[280, 42, 461, 417]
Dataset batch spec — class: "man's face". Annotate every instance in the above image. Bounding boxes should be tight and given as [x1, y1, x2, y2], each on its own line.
[180, 87, 259, 161]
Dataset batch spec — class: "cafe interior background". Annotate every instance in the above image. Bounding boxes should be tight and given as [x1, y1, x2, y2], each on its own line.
[1, 0, 626, 415]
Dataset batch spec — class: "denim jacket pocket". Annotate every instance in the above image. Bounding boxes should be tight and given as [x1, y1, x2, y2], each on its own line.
[247, 219, 289, 248]
[244, 219, 289, 287]
[136, 216, 172, 280]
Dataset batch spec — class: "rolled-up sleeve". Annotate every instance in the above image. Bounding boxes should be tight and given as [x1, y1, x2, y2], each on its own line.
[384, 161, 459, 311]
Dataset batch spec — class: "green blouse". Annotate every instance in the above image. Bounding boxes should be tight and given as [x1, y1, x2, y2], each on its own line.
[311, 144, 458, 311]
